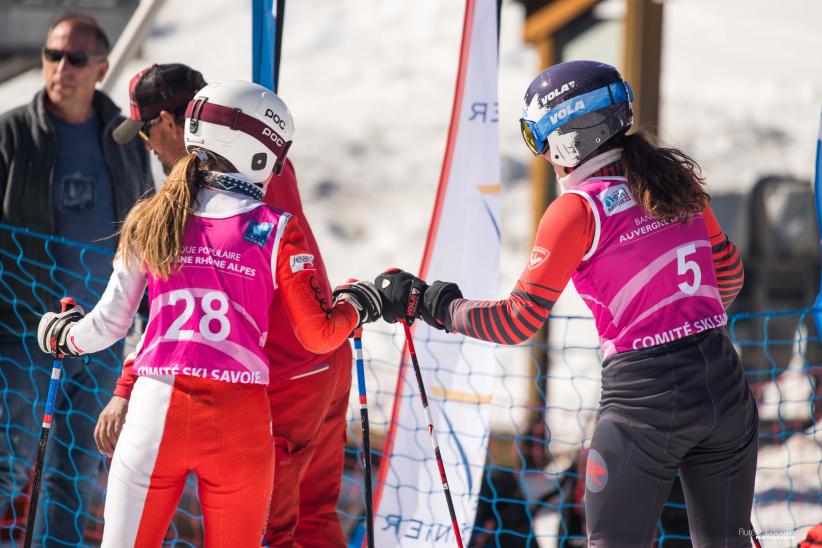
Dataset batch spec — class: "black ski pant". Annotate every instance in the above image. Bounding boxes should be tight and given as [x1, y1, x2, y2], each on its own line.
[585, 328, 759, 547]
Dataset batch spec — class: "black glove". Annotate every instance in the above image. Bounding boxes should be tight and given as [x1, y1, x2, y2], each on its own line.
[374, 268, 428, 324]
[332, 280, 382, 326]
[421, 280, 463, 331]
[37, 306, 85, 357]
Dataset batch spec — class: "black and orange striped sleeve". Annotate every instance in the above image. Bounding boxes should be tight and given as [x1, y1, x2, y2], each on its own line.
[445, 193, 594, 345]
[703, 206, 744, 308]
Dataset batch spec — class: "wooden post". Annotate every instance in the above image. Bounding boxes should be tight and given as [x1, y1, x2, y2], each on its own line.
[530, 37, 557, 234]
[622, 0, 664, 136]
[527, 36, 558, 427]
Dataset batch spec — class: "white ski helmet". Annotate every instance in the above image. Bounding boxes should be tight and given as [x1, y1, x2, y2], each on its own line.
[184, 80, 294, 183]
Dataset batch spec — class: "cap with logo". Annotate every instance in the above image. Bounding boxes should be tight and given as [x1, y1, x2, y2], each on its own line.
[113, 63, 207, 144]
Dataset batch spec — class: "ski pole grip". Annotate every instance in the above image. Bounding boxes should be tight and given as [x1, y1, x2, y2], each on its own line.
[59, 297, 76, 313]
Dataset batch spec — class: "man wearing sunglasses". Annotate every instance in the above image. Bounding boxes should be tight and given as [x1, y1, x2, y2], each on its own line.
[0, 12, 153, 547]
[101, 63, 353, 547]
[112, 63, 207, 174]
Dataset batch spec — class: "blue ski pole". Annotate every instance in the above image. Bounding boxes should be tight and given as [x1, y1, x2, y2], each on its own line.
[353, 327, 374, 548]
[813, 109, 822, 335]
[24, 296, 76, 548]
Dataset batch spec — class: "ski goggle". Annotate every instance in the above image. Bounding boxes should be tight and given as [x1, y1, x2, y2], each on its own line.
[519, 81, 633, 156]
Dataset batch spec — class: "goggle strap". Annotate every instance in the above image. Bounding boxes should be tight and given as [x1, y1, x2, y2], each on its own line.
[184, 100, 292, 164]
[534, 81, 632, 140]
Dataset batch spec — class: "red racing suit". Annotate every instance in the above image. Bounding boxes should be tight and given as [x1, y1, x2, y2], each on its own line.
[112, 160, 354, 547]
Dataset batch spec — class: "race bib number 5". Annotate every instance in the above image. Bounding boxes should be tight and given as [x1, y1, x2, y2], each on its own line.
[676, 244, 701, 295]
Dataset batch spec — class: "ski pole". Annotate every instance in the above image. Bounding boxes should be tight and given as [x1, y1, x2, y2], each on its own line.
[24, 296, 76, 548]
[401, 321, 464, 548]
[352, 327, 374, 548]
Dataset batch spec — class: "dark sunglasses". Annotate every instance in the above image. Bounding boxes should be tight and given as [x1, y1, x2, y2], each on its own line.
[42, 47, 103, 68]
[138, 117, 162, 141]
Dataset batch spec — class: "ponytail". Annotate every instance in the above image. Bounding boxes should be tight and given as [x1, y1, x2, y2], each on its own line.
[615, 131, 709, 222]
[118, 153, 201, 278]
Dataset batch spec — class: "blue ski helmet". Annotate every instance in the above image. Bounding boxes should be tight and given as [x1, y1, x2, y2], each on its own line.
[519, 60, 633, 167]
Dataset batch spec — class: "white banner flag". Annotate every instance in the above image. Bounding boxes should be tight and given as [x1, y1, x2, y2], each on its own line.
[373, 0, 500, 545]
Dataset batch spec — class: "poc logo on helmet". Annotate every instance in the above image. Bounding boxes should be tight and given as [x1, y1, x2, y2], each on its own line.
[261, 127, 285, 147]
[264, 108, 287, 130]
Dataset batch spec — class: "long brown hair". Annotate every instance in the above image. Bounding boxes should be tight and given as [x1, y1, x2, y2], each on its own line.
[118, 151, 234, 278]
[613, 131, 709, 222]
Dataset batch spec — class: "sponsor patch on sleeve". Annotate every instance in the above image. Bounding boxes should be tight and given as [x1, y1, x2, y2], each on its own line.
[243, 221, 274, 247]
[289, 253, 315, 273]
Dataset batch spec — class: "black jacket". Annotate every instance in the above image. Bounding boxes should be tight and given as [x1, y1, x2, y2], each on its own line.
[0, 89, 154, 330]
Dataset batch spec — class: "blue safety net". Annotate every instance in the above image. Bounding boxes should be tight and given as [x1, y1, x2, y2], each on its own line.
[0, 224, 819, 546]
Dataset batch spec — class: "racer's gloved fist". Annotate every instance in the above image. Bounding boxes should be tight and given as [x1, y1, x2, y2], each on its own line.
[421, 280, 463, 332]
[333, 280, 382, 326]
[37, 305, 85, 357]
[374, 268, 428, 325]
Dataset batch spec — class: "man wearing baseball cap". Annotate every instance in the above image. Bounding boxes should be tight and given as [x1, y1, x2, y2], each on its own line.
[112, 63, 206, 174]
[97, 64, 353, 547]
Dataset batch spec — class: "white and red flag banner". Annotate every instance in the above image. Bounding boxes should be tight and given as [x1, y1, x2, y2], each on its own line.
[373, 0, 501, 544]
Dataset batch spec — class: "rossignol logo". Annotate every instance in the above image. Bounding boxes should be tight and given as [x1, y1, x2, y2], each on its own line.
[598, 183, 636, 216]
[585, 449, 608, 493]
[289, 253, 315, 273]
[528, 247, 550, 270]
[543, 81, 576, 103]
[549, 100, 585, 125]
[264, 108, 287, 130]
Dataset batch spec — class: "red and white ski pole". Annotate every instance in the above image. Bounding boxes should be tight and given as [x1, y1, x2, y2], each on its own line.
[402, 319, 464, 548]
